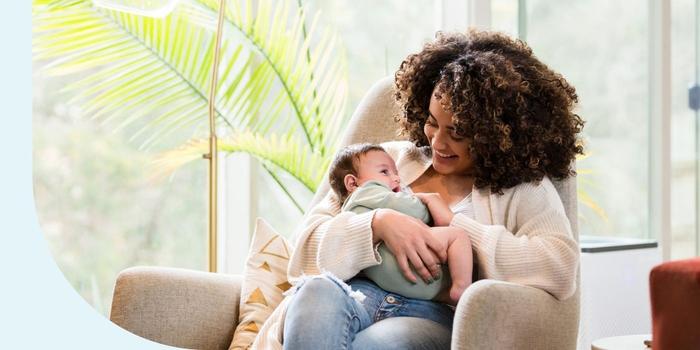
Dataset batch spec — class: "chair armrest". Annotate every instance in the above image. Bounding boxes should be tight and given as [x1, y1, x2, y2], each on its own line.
[110, 266, 242, 350]
[452, 279, 579, 350]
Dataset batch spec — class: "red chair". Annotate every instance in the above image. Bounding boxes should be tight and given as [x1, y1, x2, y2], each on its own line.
[649, 257, 700, 350]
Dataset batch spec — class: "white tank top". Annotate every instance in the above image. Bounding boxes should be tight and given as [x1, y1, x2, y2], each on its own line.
[403, 186, 475, 219]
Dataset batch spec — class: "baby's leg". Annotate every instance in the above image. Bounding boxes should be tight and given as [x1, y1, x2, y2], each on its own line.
[431, 226, 473, 304]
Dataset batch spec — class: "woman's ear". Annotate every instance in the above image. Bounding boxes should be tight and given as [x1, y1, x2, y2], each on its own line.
[344, 174, 359, 193]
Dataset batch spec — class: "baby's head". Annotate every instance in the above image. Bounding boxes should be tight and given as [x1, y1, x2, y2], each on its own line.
[329, 143, 401, 202]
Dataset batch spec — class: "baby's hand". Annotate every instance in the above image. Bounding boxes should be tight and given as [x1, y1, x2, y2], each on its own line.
[414, 193, 454, 226]
[414, 192, 440, 205]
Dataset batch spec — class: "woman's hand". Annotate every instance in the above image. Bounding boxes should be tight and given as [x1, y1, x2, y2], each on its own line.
[414, 193, 454, 226]
[372, 208, 448, 284]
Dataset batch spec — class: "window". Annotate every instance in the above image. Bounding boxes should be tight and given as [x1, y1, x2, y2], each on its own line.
[492, 0, 700, 259]
[532, 1, 651, 239]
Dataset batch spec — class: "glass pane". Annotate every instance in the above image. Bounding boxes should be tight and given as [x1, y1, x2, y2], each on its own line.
[671, 0, 700, 258]
[491, 0, 519, 38]
[33, 65, 207, 316]
[304, 0, 436, 113]
[525, 0, 650, 239]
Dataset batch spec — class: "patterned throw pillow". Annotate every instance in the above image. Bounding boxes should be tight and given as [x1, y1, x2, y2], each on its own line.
[229, 218, 292, 350]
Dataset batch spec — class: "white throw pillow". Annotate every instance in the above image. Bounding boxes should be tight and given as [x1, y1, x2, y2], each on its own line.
[229, 218, 292, 350]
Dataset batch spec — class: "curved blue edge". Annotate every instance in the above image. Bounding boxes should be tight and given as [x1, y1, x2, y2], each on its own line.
[0, 3, 175, 349]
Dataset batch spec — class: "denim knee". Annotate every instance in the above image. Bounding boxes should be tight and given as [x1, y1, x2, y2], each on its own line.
[284, 276, 370, 350]
[287, 277, 361, 326]
[295, 277, 347, 302]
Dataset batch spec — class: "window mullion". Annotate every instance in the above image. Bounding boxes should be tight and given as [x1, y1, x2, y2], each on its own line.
[649, 0, 672, 260]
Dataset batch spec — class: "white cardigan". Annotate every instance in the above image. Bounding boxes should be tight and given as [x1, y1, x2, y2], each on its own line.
[251, 141, 579, 349]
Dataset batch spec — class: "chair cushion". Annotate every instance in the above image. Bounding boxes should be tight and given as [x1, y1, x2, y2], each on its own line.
[229, 218, 293, 350]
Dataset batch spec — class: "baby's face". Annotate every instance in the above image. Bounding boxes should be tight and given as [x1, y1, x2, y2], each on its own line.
[355, 150, 401, 192]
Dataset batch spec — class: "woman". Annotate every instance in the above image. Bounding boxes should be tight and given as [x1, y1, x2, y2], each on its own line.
[282, 29, 584, 349]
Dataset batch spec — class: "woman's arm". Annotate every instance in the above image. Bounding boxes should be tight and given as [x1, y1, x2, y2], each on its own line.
[287, 191, 379, 281]
[450, 181, 579, 300]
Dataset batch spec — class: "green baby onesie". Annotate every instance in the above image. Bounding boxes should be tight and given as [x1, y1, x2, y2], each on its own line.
[341, 180, 450, 300]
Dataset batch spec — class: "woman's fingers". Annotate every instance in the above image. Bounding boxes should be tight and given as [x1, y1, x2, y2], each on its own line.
[395, 253, 418, 283]
[417, 244, 442, 279]
[407, 250, 433, 283]
[374, 211, 447, 282]
[423, 231, 448, 263]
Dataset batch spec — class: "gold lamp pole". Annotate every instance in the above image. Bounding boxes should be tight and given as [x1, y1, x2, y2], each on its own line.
[203, 0, 227, 273]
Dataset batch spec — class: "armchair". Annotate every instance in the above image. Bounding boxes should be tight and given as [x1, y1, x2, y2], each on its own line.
[110, 77, 580, 349]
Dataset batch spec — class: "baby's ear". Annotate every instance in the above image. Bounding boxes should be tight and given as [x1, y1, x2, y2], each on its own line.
[344, 174, 358, 192]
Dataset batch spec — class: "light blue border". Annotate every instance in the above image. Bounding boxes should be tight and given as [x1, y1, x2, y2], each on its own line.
[0, 3, 174, 349]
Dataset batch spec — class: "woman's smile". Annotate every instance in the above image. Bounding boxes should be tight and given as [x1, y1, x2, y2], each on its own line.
[433, 150, 458, 164]
[434, 150, 457, 159]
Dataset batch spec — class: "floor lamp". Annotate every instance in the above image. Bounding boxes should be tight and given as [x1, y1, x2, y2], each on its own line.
[94, 0, 226, 272]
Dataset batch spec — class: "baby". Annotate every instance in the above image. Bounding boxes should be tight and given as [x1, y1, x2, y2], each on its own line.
[328, 143, 473, 303]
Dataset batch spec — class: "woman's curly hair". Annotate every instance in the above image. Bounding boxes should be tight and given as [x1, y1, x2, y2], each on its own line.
[394, 29, 585, 193]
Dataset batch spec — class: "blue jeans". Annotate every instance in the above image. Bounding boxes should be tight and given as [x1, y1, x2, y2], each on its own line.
[283, 275, 454, 349]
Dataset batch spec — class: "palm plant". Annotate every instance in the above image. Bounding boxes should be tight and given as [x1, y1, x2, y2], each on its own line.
[33, 0, 348, 212]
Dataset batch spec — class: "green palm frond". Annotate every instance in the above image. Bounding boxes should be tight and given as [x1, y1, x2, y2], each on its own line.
[151, 132, 328, 210]
[189, 0, 348, 155]
[34, 0, 349, 211]
[148, 138, 209, 181]
[575, 151, 608, 223]
[33, 0, 348, 154]
[577, 189, 609, 223]
[216, 133, 329, 193]
[34, 0, 234, 148]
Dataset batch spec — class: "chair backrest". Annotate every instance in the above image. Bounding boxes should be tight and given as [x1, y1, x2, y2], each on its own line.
[313, 76, 581, 348]
[309, 76, 579, 242]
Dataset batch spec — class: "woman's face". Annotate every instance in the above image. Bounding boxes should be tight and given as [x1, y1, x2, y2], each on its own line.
[424, 93, 474, 176]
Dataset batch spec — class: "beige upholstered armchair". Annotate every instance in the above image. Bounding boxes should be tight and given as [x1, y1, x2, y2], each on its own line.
[110, 77, 580, 350]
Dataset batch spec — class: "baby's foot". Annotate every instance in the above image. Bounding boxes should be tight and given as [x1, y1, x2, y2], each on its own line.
[434, 287, 454, 305]
[449, 280, 471, 304]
